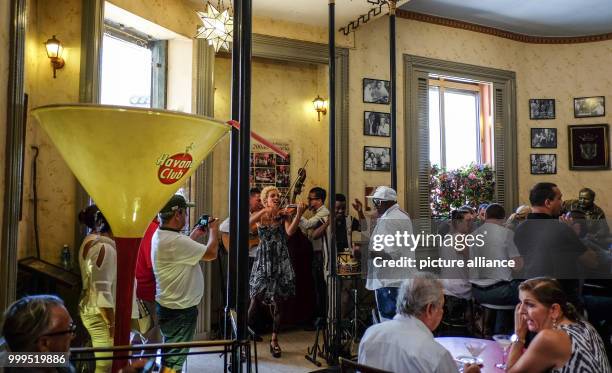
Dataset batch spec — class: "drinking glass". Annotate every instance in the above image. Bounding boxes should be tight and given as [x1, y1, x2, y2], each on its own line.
[492, 334, 512, 369]
[464, 340, 487, 361]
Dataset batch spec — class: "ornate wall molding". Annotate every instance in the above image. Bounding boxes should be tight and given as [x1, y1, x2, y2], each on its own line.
[397, 10, 612, 44]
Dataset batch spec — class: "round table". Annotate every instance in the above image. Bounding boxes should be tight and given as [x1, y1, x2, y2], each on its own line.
[435, 337, 505, 373]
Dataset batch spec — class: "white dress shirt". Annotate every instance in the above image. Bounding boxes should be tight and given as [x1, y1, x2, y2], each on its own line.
[470, 222, 521, 287]
[358, 314, 459, 373]
[366, 204, 414, 290]
[299, 205, 330, 252]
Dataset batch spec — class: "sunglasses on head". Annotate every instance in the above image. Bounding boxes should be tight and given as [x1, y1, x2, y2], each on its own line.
[39, 321, 77, 338]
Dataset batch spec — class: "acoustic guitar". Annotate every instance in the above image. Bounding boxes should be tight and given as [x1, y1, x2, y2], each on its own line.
[220, 230, 260, 252]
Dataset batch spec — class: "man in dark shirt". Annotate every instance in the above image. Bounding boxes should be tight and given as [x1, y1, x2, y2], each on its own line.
[514, 182, 597, 305]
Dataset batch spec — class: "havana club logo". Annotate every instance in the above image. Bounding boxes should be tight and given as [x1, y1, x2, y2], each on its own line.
[156, 144, 194, 185]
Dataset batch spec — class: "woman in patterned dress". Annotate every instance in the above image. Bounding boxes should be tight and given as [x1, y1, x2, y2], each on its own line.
[248, 186, 306, 357]
[507, 277, 610, 372]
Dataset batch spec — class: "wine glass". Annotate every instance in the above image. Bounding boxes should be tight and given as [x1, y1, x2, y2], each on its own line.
[464, 340, 487, 363]
[492, 334, 512, 369]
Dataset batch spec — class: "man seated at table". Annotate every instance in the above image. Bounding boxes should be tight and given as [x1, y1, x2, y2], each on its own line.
[358, 272, 480, 373]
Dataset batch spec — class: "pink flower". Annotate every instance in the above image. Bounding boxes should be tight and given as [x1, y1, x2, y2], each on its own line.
[468, 172, 477, 180]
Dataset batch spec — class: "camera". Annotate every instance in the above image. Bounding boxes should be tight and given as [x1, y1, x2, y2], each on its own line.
[196, 214, 210, 228]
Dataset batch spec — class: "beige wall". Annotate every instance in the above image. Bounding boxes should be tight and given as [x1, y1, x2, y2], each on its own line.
[211, 56, 329, 219]
[348, 17, 612, 216]
[0, 0, 10, 253]
[20, 0, 82, 262]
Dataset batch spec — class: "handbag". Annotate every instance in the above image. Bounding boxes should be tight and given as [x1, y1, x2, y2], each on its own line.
[132, 298, 153, 335]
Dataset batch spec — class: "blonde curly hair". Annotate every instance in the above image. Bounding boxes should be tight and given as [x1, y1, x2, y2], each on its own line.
[260, 186, 280, 207]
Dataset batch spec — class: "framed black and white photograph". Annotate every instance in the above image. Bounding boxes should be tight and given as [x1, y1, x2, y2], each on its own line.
[574, 96, 605, 118]
[363, 78, 390, 104]
[363, 146, 391, 171]
[530, 154, 557, 174]
[531, 128, 557, 148]
[364, 111, 391, 137]
[568, 124, 610, 170]
[529, 99, 555, 120]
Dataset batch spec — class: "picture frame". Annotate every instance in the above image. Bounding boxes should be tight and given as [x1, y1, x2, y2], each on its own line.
[568, 124, 610, 170]
[363, 146, 391, 171]
[364, 186, 375, 211]
[531, 128, 557, 148]
[529, 99, 555, 120]
[573, 96, 605, 118]
[530, 154, 557, 174]
[363, 78, 391, 104]
[363, 111, 391, 137]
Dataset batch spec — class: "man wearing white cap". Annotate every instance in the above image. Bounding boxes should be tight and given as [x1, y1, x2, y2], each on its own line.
[366, 186, 414, 321]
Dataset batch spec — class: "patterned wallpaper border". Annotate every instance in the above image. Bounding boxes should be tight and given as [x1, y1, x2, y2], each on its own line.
[397, 10, 612, 45]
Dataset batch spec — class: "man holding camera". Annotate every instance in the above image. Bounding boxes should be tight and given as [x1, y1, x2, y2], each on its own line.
[151, 194, 219, 373]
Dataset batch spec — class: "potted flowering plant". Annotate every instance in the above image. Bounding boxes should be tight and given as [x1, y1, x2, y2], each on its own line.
[430, 163, 495, 218]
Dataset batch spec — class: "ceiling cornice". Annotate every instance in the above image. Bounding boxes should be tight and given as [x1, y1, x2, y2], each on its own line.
[396, 10, 612, 44]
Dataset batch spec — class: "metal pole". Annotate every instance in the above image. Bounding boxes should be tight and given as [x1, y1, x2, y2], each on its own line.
[227, 0, 242, 341]
[236, 0, 252, 353]
[327, 0, 339, 363]
[389, 0, 397, 190]
[228, 1, 242, 371]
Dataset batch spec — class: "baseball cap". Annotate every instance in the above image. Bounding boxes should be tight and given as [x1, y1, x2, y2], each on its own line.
[159, 194, 195, 214]
[366, 186, 397, 202]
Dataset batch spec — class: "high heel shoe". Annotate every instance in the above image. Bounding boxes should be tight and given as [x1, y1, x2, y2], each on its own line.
[269, 340, 282, 358]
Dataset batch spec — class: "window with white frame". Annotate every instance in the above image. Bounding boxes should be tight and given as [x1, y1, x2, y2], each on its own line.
[428, 78, 493, 170]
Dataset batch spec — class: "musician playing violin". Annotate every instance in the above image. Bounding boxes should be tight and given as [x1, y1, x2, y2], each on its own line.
[248, 186, 306, 358]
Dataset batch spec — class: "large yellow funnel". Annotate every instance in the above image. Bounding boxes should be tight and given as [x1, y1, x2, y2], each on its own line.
[31, 104, 229, 238]
[31, 104, 230, 370]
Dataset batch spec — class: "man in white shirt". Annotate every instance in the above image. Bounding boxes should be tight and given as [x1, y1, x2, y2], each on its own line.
[299, 186, 330, 327]
[365, 186, 414, 321]
[470, 203, 523, 334]
[151, 194, 219, 372]
[359, 272, 480, 373]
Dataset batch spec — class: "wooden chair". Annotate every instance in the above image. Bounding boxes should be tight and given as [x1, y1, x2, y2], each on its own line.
[339, 357, 393, 373]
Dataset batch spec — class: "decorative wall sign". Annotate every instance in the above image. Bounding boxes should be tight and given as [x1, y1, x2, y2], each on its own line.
[568, 124, 610, 170]
[250, 142, 290, 196]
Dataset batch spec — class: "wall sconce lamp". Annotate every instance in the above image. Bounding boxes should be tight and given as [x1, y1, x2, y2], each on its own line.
[313, 95, 327, 121]
[44, 35, 65, 78]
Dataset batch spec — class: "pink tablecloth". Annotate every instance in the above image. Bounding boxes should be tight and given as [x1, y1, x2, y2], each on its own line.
[435, 337, 505, 373]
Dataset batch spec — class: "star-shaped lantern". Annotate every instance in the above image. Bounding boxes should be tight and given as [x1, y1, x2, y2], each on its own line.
[196, 2, 233, 52]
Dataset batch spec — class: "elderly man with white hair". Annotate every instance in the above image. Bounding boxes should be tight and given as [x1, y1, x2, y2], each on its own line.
[358, 272, 481, 373]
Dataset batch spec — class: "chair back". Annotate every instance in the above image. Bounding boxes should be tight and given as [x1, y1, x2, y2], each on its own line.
[339, 357, 393, 373]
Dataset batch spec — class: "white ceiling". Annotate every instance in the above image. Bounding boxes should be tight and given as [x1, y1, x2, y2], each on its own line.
[187, 0, 411, 28]
[399, 0, 612, 37]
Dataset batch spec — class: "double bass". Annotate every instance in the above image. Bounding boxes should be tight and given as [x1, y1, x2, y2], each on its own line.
[281, 163, 316, 325]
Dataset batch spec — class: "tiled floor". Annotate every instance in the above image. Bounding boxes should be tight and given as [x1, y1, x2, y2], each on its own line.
[186, 330, 331, 372]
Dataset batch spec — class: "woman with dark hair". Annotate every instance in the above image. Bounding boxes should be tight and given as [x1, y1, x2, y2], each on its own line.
[78, 204, 100, 252]
[507, 277, 610, 373]
[78, 211, 126, 373]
